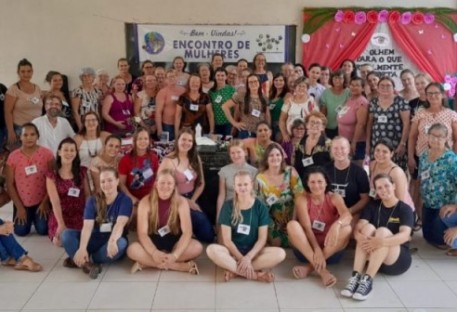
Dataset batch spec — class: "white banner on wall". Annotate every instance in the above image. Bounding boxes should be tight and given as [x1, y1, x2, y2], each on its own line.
[137, 24, 287, 63]
[357, 23, 419, 90]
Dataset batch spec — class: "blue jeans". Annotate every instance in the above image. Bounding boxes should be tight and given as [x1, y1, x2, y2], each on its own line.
[423, 206, 447, 246]
[61, 229, 128, 264]
[441, 212, 457, 248]
[0, 219, 27, 261]
[214, 124, 232, 137]
[182, 191, 215, 243]
[162, 123, 175, 141]
[13, 204, 48, 237]
[238, 130, 256, 139]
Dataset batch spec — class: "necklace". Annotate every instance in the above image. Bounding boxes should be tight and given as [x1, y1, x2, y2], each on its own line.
[87, 139, 99, 158]
[377, 201, 398, 228]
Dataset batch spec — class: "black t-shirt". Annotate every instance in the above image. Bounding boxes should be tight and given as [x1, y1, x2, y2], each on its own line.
[360, 200, 414, 247]
[0, 83, 7, 128]
[409, 97, 427, 119]
[324, 162, 370, 208]
[294, 134, 331, 180]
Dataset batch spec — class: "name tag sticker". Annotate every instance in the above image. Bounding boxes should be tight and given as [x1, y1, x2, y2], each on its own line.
[183, 169, 194, 181]
[312, 220, 326, 232]
[334, 189, 346, 198]
[266, 195, 278, 205]
[189, 103, 199, 111]
[421, 169, 430, 180]
[100, 222, 113, 233]
[251, 109, 261, 117]
[142, 168, 153, 180]
[158, 225, 171, 237]
[171, 95, 179, 101]
[369, 188, 377, 198]
[377, 115, 388, 123]
[302, 157, 314, 167]
[67, 187, 80, 197]
[237, 224, 251, 235]
[215, 95, 223, 104]
[25, 165, 38, 176]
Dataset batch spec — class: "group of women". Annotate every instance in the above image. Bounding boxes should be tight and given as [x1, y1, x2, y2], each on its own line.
[1, 55, 457, 302]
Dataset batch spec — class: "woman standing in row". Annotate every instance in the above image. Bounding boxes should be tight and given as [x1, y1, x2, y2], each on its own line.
[222, 74, 270, 139]
[269, 73, 288, 141]
[5, 59, 43, 148]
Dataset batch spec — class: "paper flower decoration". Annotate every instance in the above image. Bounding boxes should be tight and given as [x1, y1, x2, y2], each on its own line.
[424, 13, 435, 24]
[367, 11, 378, 24]
[378, 10, 389, 23]
[401, 12, 412, 25]
[444, 74, 457, 97]
[343, 10, 355, 23]
[334, 10, 344, 22]
[388, 11, 401, 24]
[355, 11, 367, 24]
[454, 33, 457, 42]
[412, 12, 424, 25]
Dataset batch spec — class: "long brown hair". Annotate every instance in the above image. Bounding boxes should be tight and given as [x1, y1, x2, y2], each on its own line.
[167, 127, 202, 186]
[148, 169, 182, 235]
[258, 142, 286, 173]
[95, 167, 119, 224]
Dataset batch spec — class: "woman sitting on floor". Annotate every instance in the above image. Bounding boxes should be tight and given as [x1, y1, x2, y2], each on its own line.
[206, 171, 286, 283]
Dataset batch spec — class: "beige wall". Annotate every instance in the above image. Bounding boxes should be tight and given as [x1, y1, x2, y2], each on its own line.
[0, 0, 455, 88]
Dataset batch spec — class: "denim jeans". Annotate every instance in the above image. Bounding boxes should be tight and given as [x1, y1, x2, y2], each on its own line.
[214, 124, 232, 137]
[61, 229, 128, 264]
[182, 191, 215, 243]
[0, 219, 27, 261]
[441, 212, 457, 248]
[238, 130, 256, 139]
[13, 204, 48, 237]
[162, 123, 175, 141]
[423, 206, 447, 246]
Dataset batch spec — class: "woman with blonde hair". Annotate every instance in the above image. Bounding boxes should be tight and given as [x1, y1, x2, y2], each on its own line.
[127, 169, 202, 274]
[207, 171, 286, 282]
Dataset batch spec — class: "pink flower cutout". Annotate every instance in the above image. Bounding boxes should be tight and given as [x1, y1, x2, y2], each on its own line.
[355, 11, 367, 24]
[367, 11, 378, 24]
[334, 10, 344, 23]
[424, 13, 435, 24]
[412, 12, 424, 25]
[401, 12, 412, 25]
[444, 74, 452, 83]
[378, 10, 389, 23]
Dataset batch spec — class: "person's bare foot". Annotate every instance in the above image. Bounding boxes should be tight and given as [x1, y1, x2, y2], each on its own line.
[224, 270, 236, 282]
[256, 270, 275, 283]
[319, 269, 337, 288]
[292, 265, 313, 279]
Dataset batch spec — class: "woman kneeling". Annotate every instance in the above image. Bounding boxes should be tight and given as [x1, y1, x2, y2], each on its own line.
[287, 167, 352, 287]
[206, 171, 286, 283]
[127, 169, 202, 274]
[341, 173, 414, 301]
[61, 167, 133, 279]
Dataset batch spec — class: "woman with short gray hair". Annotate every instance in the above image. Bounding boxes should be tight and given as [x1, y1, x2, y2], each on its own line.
[71, 67, 103, 131]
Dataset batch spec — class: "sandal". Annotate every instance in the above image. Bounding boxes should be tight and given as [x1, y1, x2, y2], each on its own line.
[446, 249, 457, 256]
[131, 261, 142, 274]
[320, 270, 337, 288]
[14, 256, 42, 272]
[81, 262, 102, 279]
[187, 261, 199, 275]
[413, 216, 422, 232]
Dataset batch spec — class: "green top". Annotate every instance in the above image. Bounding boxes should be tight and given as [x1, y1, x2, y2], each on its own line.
[269, 97, 285, 123]
[208, 85, 236, 125]
[320, 88, 350, 129]
[219, 197, 270, 249]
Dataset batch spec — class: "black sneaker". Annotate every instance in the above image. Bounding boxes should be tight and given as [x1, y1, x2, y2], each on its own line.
[341, 271, 361, 298]
[352, 274, 373, 301]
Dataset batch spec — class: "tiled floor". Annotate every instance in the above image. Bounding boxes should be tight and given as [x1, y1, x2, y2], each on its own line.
[1, 202, 457, 312]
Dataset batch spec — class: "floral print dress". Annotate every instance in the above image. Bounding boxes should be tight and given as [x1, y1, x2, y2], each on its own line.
[256, 166, 304, 247]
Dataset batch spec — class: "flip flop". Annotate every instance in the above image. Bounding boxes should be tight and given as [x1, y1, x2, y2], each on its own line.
[320, 270, 337, 288]
[14, 256, 42, 272]
[187, 261, 199, 275]
[446, 249, 457, 256]
[130, 262, 142, 274]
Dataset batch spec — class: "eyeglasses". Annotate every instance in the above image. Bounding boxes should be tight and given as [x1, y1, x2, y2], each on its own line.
[426, 92, 441, 96]
[293, 127, 306, 131]
[308, 120, 323, 126]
